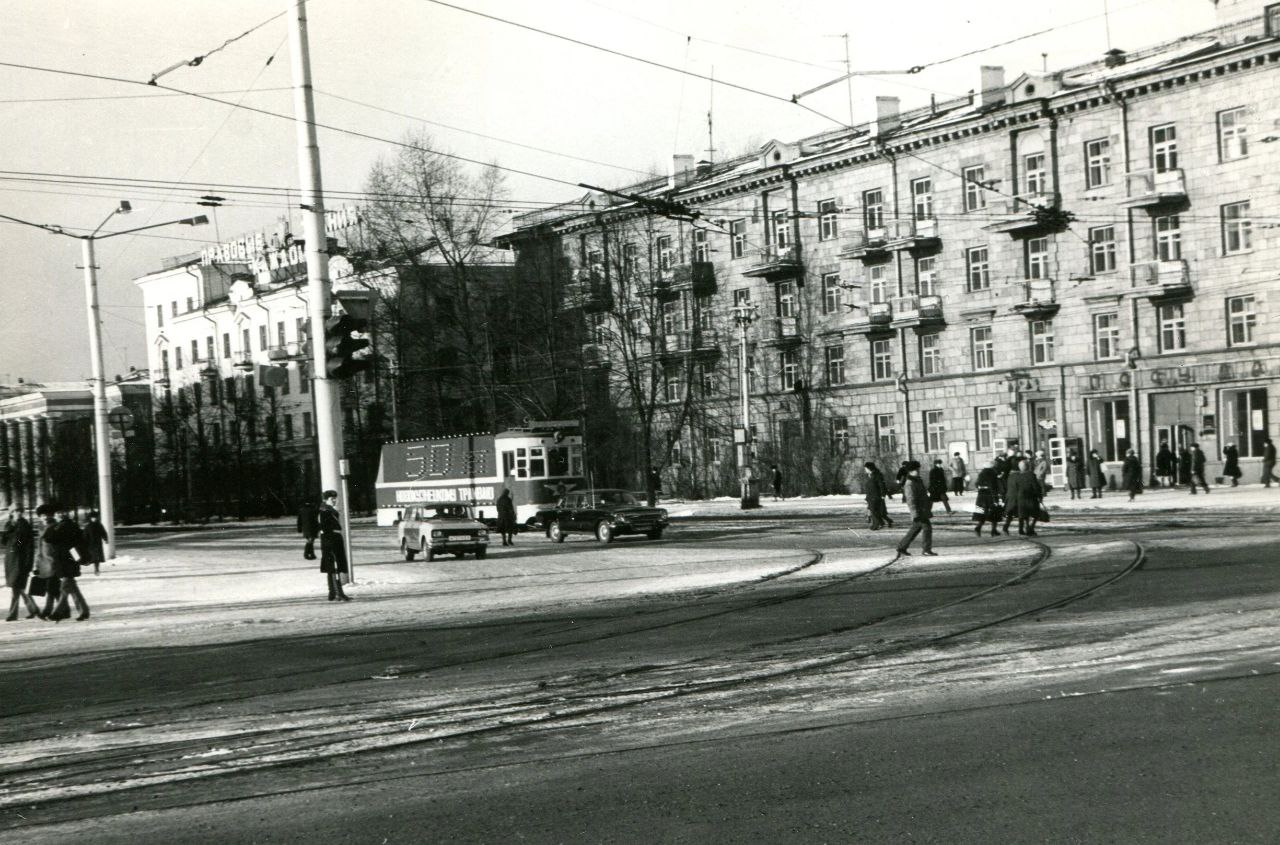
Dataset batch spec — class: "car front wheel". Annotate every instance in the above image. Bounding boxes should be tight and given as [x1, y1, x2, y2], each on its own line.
[595, 521, 614, 543]
[476, 547, 487, 559]
[425, 547, 435, 562]
[646, 528, 664, 540]
[402, 539, 417, 561]
[549, 520, 565, 543]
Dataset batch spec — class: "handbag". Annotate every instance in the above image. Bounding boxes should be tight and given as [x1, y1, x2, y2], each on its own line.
[29, 575, 47, 597]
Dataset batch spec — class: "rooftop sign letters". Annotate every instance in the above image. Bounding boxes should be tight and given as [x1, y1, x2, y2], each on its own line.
[1080, 356, 1280, 393]
[199, 206, 361, 269]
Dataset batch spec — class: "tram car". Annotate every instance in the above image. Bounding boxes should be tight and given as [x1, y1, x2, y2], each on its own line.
[374, 421, 585, 528]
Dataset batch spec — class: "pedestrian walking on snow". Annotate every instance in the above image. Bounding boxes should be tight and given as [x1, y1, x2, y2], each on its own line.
[1262, 438, 1279, 488]
[297, 499, 320, 561]
[46, 505, 90, 622]
[3, 506, 40, 622]
[972, 460, 1003, 537]
[1189, 444, 1210, 494]
[927, 459, 952, 514]
[948, 453, 966, 496]
[1178, 444, 1193, 487]
[1065, 449, 1085, 499]
[1086, 449, 1106, 499]
[318, 490, 350, 601]
[895, 461, 936, 556]
[1002, 460, 1043, 536]
[770, 464, 784, 501]
[82, 511, 108, 575]
[1033, 450, 1050, 493]
[1222, 443, 1241, 487]
[862, 463, 891, 530]
[1156, 441, 1175, 488]
[1122, 449, 1143, 501]
[496, 488, 518, 546]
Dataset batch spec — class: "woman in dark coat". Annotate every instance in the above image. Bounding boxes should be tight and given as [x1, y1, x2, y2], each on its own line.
[1222, 443, 1241, 487]
[82, 511, 109, 575]
[971, 460, 1003, 538]
[1065, 449, 1086, 499]
[1121, 449, 1143, 501]
[1086, 449, 1106, 498]
[319, 490, 350, 602]
[1002, 460, 1043, 536]
[927, 459, 952, 514]
[4, 506, 41, 621]
[496, 488, 518, 546]
[1155, 442, 1175, 487]
[1177, 445, 1193, 486]
[46, 505, 90, 622]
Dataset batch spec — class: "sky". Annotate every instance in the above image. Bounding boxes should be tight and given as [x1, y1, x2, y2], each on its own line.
[0, 0, 1221, 383]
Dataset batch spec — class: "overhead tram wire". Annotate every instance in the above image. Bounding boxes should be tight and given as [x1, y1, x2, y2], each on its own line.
[0, 87, 294, 104]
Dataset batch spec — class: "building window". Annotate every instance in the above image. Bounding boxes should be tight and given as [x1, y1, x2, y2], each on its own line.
[656, 235, 674, 271]
[281, 368, 291, 395]
[663, 366, 682, 402]
[299, 361, 310, 394]
[776, 280, 797, 318]
[911, 177, 933, 221]
[618, 242, 637, 279]
[1150, 124, 1177, 173]
[191, 339, 200, 363]
[174, 346, 183, 369]
[221, 332, 231, 358]
[976, 406, 998, 451]
[868, 263, 888, 304]
[160, 349, 170, 378]
[871, 338, 893, 381]
[863, 189, 884, 230]
[1222, 387, 1268, 457]
[971, 326, 994, 370]
[1023, 153, 1046, 195]
[1093, 313, 1121, 360]
[966, 246, 990, 292]
[1089, 226, 1116, 274]
[1026, 236, 1050, 280]
[186, 296, 194, 312]
[696, 294, 713, 330]
[258, 325, 268, 351]
[1217, 106, 1248, 162]
[1085, 138, 1112, 188]
[730, 219, 747, 258]
[876, 413, 897, 453]
[818, 198, 839, 241]
[1157, 302, 1186, 353]
[241, 327, 251, 355]
[155, 304, 164, 327]
[1030, 319, 1055, 364]
[302, 411, 313, 439]
[171, 301, 178, 318]
[282, 414, 294, 441]
[699, 362, 715, 396]
[920, 332, 942, 376]
[733, 287, 751, 307]
[692, 229, 708, 262]
[830, 417, 849, 454]
[708, 436, 724, 464]
[1269, 3, 1280, 36]
[923, 410, 945, 453]
[822, 272, 843, 314]
[276, 321, 286, 348]
[772, 210, 790, 250]
[1090, 397, 1130, 461]
[780, 350, 798, 390]
[916, 256, 937, 297]
[206, 336, 215, 362]
[1227, 295, 1256, 347]
[1222, 201, 1252, 254]
[825, 344, 846, 385]
[963, 166, 987, 211]
[661, 299, 679, 335]
[1154, 215, 1181, 262]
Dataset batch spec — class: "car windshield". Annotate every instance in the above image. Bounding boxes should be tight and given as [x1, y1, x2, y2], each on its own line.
[430, 506, 469, 519]
[594, 490, 638, 506]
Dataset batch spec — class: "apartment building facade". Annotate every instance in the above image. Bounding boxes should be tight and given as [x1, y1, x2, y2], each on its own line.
[500, 4, 1280, 494]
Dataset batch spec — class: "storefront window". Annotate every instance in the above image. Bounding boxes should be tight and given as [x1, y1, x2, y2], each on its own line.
[1221, 387, 1267, 457]
[1090, 397, 1130, 461]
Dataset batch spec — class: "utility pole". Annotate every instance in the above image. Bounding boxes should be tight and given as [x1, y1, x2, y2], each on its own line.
[841, 34, 855, 127]
[289, 0, 344, 497]
[80, 237, 114, 554]
[734, 303, 759, 509]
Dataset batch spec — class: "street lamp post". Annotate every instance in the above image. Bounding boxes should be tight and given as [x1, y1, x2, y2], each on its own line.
[733, 303, 760, 509]
[0, 203, 208, 558]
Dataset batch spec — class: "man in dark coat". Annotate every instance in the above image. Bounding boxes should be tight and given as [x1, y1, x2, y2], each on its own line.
[1189, 444, 1210, 494]
[46, 505, 90, 622]
[1155, 441, 1175, 488]
[862, 462, 892, 530]
[1065, 449, 1085, 499]
[4, 506, 41, 621]
[1122, 449, 1143, 501]
[297, 499, 320, 560]
[1002, 460, 1043, 536]
[1262, 438, 1278, 488]
[1086, 449, 1106, 499]
[972, 460, 1003, 537]
[770, 464, 784, 501]
[82, 511, 109, 575]
[1178, 444, 1193, 487]
[319, 490, 350, 601]
[927, 459, 953, 514]
[496, 488, 518, 546]
[1222, 443, 1241, 487]
[895, 461, 936, 556]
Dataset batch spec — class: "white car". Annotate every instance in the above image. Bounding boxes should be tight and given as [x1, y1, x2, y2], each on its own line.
[397, 504, 489, 561]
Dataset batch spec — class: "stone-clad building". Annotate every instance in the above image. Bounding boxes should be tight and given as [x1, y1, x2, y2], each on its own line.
[498, 2, 1280, 494]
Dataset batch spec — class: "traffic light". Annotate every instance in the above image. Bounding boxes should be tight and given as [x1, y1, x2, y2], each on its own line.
[324, 313, 373, 379]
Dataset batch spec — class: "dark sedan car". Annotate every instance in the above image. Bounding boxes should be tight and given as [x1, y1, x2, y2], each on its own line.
[536, 489, 669, 543]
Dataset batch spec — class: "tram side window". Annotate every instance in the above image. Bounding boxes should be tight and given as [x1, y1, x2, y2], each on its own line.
[505, 448, 529, 478]
[502, 450, 516, 478]
[528, 446, 546, 477]
[548, 446, 570, 477]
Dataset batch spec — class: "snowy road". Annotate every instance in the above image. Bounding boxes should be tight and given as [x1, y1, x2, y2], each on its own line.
[2, 509, 1277, 842]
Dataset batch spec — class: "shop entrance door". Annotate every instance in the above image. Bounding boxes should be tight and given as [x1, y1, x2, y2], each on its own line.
[1149, 391, 1196, 466]
[1028, 400, 1057, 458]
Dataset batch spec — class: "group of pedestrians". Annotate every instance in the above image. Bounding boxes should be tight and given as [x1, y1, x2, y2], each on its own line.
[970, 450, 1049, 538]
[2, 503, 105, 623]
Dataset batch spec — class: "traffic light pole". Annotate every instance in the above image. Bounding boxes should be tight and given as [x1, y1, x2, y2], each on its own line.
[289, 0, 344, 497]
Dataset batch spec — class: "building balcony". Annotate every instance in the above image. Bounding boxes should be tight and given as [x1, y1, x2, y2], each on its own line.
[581, 342, 610, 369]
[566, 278, 613, 313]
[660, 331, 721, 359]
[984, 192, 1061, 235]
[648, 271, 680, 301]
[668, 261, 716, 296]
[1119, 168, 1187, 209]
[1010, 278, 1060, 318]
[267, 345, 291, 361]
[885, 217, 941, 252]
[232, 352, 255, 371]
[743, 244, 803, 280]
[846, 301, 894, 335]
[763, 316, 803, 346]
[840, 226, 890, 261]
[1130, 259, 1192, 298]
[890, 294, 944, 330]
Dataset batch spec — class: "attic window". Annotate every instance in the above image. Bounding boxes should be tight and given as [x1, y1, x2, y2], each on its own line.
[1025, 84, 1036, 96]
[773, 151, 782, 161]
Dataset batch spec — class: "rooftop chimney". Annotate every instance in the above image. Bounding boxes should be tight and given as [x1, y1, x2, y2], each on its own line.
[1104, 48, 1127, 68]
[979, 65, 1006, 108]
[874, 96, 900, 137]
[669, 154, 696, 189]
